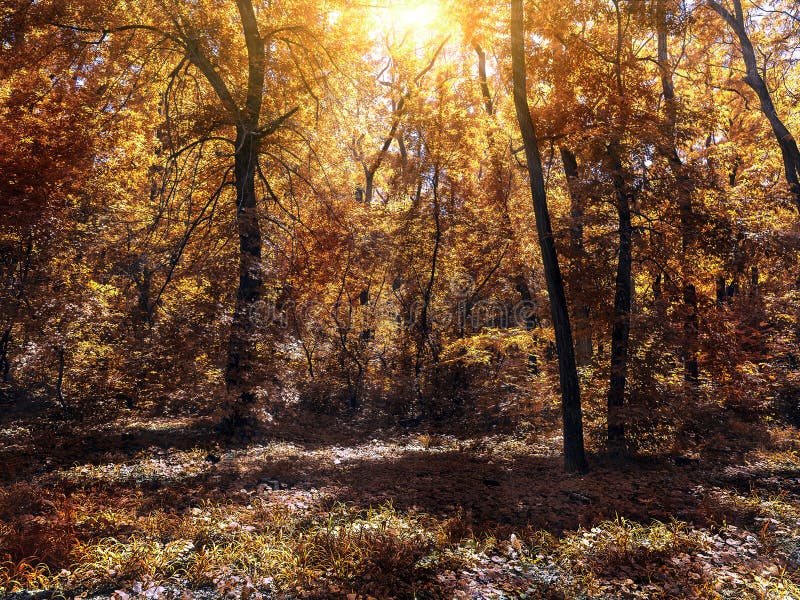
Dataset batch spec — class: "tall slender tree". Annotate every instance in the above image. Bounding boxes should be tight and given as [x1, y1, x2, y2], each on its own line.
[655, 0, 699, 383]
[510, 0, 588, 472]
[603, 0, 636, 454]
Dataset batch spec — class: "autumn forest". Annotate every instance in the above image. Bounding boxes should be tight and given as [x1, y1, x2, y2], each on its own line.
[2, 0, 800, 598]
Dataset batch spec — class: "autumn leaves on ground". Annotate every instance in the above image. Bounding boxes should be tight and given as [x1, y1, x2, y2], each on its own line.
[3, 0, 800, 597]
[3, 411, 800, 599]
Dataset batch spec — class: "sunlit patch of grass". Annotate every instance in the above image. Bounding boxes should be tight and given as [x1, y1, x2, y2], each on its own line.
[296, 503, 459, 595]
[552, 516, 800, 599]
[557, 518, 709, 592]
[58, 448, 211, 486]
[0, 424, 31, 439]
[694, 567, 800, 600]
[752, 571, 800, 599]
[415, 433, 435, 449]
[0, 558, 53, 592]
[119, 417, 208, 433]
[698, 486, 800, 533]
[3, 494, 798, 600]
[3, 493, 467, 597]
[69, 535, 206, 591]
[740, 445, 800, 477]
[6, 429, 800, 598]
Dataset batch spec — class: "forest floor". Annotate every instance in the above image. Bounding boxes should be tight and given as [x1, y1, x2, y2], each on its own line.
[2, 406, 800, 599]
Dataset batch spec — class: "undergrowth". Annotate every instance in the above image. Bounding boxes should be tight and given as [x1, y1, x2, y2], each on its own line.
[1, 495, 467, 598]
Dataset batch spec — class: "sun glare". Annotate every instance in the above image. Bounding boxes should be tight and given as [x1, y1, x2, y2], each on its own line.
[371, 1, 446, 43]
[392, 1, 440, 32]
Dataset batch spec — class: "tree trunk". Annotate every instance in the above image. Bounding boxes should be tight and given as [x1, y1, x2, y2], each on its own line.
[414, 167, 442, 415]
[560, 147, 592, 365]
[0, 326, 11, 383]
[657, 0, 698, 383]
[606, 142, 633, 454]
[364, 168, 375, 206]
[511, 0, 588, 473]
[683, 283, 699, 380]
[514, 274, 540, 374]
[224, 126, 264, 428]
[56, 346, 68, 413]
[474, 42, 494, 116]
[708, 0, 800, 210]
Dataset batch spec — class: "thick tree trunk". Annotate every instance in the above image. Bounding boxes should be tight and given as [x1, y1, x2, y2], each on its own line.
[708, 0, 800, 210]
[606, 142, 633, 453]
[180, 0, 269, 432]
[683, 283, 699, 380]
[364, 168, 375, 206]
[224, 126, 264, 428]
[511, 0, 588, 473]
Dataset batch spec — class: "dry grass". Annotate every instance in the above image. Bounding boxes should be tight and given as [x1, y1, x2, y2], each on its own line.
[1, 493, 467, 598]
[3, 421, 800, 598]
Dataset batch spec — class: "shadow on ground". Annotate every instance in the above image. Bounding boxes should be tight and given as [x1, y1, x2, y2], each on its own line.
[2, 407, 791, 539]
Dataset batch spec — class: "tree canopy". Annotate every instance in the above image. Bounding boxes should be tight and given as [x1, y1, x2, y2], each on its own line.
[2, 0, 800, 466]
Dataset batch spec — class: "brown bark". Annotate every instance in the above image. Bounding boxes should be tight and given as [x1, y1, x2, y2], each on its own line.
[511, 0, 588, 473]
[191, 0, 271, 430]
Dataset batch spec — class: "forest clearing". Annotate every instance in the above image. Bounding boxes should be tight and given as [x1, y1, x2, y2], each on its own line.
[2, 0, 800, 597]
[3, 410, 800, 598]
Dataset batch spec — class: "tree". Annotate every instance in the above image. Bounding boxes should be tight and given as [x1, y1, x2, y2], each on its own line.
[510, 0, 587, 473]
[655, 0, 699, 384]
[707, 0, 800, 210]
[48, 0, 340, 429]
